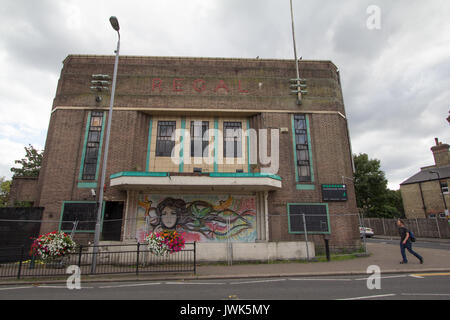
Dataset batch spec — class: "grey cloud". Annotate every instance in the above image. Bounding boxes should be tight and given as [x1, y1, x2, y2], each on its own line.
[0, 0, 449, 189]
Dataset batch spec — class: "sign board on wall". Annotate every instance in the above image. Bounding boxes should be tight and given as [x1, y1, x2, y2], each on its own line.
[321, 184, 348, 202]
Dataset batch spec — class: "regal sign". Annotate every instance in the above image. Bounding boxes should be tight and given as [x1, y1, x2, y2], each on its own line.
[150, 78, 250, 94]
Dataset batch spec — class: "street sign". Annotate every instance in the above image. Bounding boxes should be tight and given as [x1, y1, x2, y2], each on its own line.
[322, 184, 348, 201]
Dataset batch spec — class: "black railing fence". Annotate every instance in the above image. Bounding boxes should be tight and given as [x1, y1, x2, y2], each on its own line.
[0, 243, 196, 279]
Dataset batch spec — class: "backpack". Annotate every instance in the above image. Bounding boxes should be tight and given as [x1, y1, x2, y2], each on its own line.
[409, 230, 416, 242]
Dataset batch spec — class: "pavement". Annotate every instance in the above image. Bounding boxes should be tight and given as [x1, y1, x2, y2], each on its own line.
[2, 238, 450, 285]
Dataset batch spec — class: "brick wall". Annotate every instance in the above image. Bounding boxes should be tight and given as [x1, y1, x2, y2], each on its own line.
[8, 176, 39, 205]
[401, 180, 450, 218]
[36, 55, 359, 248]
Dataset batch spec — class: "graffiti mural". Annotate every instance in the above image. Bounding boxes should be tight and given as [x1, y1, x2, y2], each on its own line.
[136, 194, 256, 243]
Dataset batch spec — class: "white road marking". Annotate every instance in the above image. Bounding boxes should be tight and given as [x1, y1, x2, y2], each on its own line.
[0, 286, 34, 291]
[165, 281, 226, 285]
[338, 293, 397, 300]
[99, 282, 161, 289]
[229, 279, 287, 285]
[289, 278, 352, 281]
[36, 285, 94, 289]
[354, 275, 407, 281]
[408, 274, 424, 279]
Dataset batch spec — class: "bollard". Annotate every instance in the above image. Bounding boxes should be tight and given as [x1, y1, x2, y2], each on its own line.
[78, 245, 83, 268]
[17, 246, 24, 279]
[302, 214, 310, 261]
[29, 253, 36, 270]
[323, 234, 331, 262]
[136, 242, 140, 276]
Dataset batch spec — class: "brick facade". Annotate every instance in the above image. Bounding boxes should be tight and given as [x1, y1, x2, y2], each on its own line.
[29, 55, 359, 249]
[401, 138, 450, 219]
[8, 176, 38, 206]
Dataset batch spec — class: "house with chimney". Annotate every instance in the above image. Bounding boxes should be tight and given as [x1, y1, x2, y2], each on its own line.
[400, 138, 450, 219]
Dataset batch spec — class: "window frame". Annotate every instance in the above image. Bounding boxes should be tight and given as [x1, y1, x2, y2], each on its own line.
[155, 121, 177, 157]
[190, 120, 210, 158]
[81, 111, 104, 181]
[223, 121, 243, 158]
[287, 203, 331, 235]
[293, 114, 312, 183]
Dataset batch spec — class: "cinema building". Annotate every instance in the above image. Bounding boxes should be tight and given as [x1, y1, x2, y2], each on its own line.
[20, 55, 360, 261]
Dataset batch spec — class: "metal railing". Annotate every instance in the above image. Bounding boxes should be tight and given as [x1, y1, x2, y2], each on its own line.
[0, 243, 196, 279]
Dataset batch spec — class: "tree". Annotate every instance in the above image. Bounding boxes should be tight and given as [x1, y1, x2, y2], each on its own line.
[10, 144, 43, 177]
[384, 189, 405, 219]
[0, 177, 11, 207]
[353, 153, 404, 218]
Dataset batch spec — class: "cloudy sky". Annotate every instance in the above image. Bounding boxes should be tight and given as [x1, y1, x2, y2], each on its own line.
[0, 0, 448, 189]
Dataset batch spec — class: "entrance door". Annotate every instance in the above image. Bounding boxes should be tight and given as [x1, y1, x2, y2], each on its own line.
[102, 201, 124, 241]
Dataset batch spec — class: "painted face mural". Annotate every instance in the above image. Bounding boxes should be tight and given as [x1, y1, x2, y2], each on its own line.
[137, 195, 256, 243]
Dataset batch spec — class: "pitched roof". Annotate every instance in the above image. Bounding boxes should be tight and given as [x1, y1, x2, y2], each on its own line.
[400, 165, 450, 185]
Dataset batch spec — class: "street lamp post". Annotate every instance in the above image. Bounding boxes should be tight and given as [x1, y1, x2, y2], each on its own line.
[91, 16, 120, 274]
[429, 170, 449, 218]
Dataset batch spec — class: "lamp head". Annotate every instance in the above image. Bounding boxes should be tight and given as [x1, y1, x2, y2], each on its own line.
[109, 16, 120, 31]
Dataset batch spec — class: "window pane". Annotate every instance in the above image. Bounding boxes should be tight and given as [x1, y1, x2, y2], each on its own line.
[91, 116, 102, 127]
[88, 131, 100, 142]
[85, 147, 98, 161]
[156, 121, 176, 156]
[299, 165, 310, 176]
[293, 114, 311, 182]
[297, 149, 309, 161]
[81, 112, 103, 180]
[223, 122, 242, 158]
[296, 134, 307, 145]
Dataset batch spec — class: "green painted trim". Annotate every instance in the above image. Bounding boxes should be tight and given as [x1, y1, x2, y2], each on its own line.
[94, 111, 106, 181]
[110, 171, 168, 179]
[109, 171, 281, 181]
[59, 200, 105, 233]
[179, 118, 186, 172]
[291, 115, 299, 183]
[145, 118, 153, 172]
[78, 111, 106, 185]
[78, 112, 92, 181]
[296, 184, 315, 190]
[287, 202, 331, 235]
[209, 172, 282, 181]
[246, 119, 251, 173]
[214, 118, 219, 173]
[305, 115, 315, 183]
[291, 114, 314, 184]
[77, 182, 98, 189]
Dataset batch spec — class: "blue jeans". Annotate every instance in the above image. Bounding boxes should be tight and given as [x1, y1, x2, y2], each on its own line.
[400, 241, 423, 263]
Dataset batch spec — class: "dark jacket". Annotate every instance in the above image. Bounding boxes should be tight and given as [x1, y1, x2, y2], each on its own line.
[398, 226, 410, 243]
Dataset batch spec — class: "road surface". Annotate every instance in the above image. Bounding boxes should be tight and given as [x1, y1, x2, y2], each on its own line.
[1, 272, 449, 301]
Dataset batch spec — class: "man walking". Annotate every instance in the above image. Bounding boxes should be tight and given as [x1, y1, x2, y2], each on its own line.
[397, 219, 424, 264]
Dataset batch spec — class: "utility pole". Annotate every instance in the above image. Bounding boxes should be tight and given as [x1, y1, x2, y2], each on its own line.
[289, 0, 307, 105]
[91, 16, 121, 274]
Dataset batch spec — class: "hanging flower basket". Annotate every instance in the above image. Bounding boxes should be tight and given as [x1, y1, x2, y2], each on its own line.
[31, 231, 76, 265]
[145, 230, 185, 256]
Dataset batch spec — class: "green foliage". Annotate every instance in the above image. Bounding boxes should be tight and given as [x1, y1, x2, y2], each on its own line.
[10, 144, 43, 178]
[353, 153, 405, 218]
[0, 177, 11, 207]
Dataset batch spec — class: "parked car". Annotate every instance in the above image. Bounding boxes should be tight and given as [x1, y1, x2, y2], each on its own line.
[359, 226, 374, 238]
